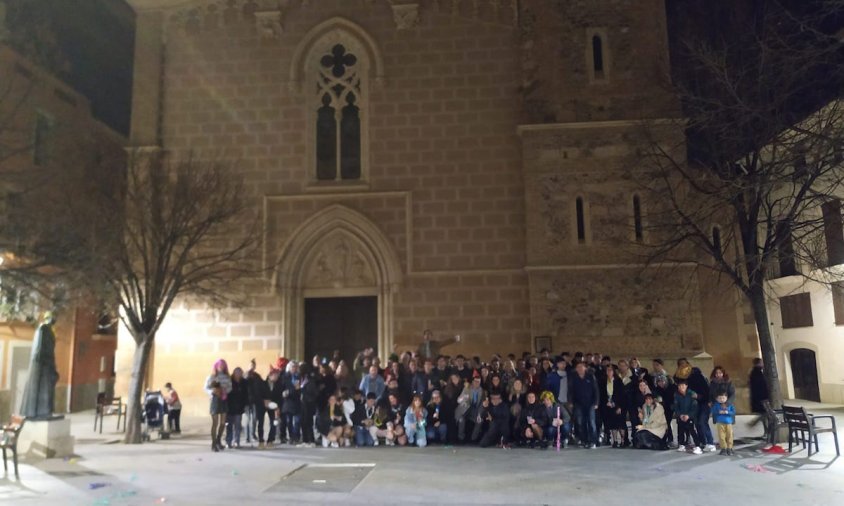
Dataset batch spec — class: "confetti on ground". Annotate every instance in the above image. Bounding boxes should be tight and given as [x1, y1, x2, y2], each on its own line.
[129, 473, 138, 482]
[69, 458, 79, 464]
[154, 498, 167, 504]
[312, 479, 326, 484]
[89, 482, 111, 490]
[231, 470, 239, 476]
[92, 499, 110, 506]
[117, 490, 138, 498]
[743, 464, 771, 473]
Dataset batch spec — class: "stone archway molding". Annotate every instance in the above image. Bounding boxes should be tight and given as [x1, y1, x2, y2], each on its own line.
[289, 16, 386, 92]
[274, 204, 402, 360]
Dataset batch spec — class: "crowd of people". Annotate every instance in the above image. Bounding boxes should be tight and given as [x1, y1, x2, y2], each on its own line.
[181, 331, 772, 455]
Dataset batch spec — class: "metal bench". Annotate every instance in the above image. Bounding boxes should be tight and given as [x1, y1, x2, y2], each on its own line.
[1, 415, 25, 478]
[94, 393, 126, 433]
[783, 405, 840, 457]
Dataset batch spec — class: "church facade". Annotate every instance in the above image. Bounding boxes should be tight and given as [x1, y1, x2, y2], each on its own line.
[122, 0, 758, 413]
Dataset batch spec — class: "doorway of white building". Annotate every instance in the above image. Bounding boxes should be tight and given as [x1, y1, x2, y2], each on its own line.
[789, 348, 821, 402]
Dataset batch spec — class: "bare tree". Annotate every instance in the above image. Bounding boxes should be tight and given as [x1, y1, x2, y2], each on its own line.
[10, 149, 261, 443]
[641, 0, 844, 407]
[103, 152, 259, 443]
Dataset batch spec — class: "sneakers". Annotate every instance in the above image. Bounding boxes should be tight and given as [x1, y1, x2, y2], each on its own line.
[589, 443, 597, 449]
[719, 449, 727, 456]
[258, 442, 266, 450]
[677, 446, 687, 452]
[330, 441, 340, 448]
[372, 439, 379, 447]
[344, 439, 351, 447]
[692, 446, 703, 455]
[705, 444, 717, 452]
[322, 438, 330, 448]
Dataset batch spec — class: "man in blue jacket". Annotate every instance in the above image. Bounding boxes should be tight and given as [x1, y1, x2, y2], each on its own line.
[570, 361, 599, 448]
[359, 365, 386, 400]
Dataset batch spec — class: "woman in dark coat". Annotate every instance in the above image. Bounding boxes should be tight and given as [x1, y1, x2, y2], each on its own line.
[600, 365, 628, 448]
[225, 367, 249, 448]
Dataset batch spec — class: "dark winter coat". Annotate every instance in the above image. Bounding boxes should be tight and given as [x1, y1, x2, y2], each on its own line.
[227, 377, 249, 415]
[749, 367, 769, 413]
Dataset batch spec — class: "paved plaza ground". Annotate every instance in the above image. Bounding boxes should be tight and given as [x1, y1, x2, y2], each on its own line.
[2, 403, 842, 506]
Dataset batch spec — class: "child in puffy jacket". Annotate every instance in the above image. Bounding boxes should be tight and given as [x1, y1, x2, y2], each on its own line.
[711, 393, 736, 456]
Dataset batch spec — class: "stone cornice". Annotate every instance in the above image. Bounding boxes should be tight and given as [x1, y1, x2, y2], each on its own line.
[516, 118, 686, 136]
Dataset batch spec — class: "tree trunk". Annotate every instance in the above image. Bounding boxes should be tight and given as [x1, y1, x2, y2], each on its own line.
[124, 334, 154, 444]
[748, 282, 783, 408]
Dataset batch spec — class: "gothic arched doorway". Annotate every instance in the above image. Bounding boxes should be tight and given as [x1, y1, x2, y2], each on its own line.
[274, 205, 402, 360]
[789, 348, 820, 402]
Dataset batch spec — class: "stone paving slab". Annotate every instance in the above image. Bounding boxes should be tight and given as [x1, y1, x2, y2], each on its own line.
[0, 407, 840, 505]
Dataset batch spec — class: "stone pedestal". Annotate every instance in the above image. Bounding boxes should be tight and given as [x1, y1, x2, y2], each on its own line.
[18, 416, 75, 458]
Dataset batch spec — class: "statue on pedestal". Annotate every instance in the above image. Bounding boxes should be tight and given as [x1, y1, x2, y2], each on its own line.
[19, 312, 60, 420]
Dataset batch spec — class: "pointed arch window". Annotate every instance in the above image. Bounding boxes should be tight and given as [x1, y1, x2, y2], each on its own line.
[310, 40, 367, 182]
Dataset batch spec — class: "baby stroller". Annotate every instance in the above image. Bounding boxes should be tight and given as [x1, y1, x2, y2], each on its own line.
[142, 390, 170, 441]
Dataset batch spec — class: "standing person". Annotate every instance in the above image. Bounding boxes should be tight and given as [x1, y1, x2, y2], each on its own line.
[600, 365, 628, 448]
[417, 329, 461, 359]
[442, 373, 463, 443]
[711, 392, 736, 455]
[710, 366, 736, 405]
[453, 355, 474, 383]
[204, 359, 232, 452]
[244, 359, 258, 444]
[299, 363, 319, 448]
[673, 380, 702, 454]
[163, 382, 181, 434]
[688, 366, 716, 452]
[248, 364, 268, 447]
[455, 373, 486, 443]
[404, 395, 428, 447]
[749, 357, 778, 447]
[570, 361, 599, 449]
[225, 367, 248, 449]
[281, 362, 303, 444]
[265, 368, 285, 448]
[618, 360, 636, 446]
